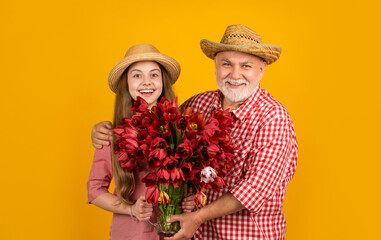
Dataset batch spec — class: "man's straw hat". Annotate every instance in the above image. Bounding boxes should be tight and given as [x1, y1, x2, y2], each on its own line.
[200, 25, 281, 64]
[108, 44, 181, 93]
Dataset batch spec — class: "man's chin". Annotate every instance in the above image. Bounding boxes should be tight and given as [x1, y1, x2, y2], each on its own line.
[222, 89, 249, 102]
[223, 94, 246, 103]
[218, 84, 254, 103]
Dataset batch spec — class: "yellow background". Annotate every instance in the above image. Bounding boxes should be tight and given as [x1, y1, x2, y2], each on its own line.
[1, 0, 380, 239]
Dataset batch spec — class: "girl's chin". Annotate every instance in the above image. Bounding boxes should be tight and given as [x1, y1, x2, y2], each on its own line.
[139, 92, 154, 98]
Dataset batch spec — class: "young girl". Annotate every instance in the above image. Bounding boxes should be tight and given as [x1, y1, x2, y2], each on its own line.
[87, 44, 194, 240]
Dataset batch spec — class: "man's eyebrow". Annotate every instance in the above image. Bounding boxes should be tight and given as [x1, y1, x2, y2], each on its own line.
[222, 59, 252, 64]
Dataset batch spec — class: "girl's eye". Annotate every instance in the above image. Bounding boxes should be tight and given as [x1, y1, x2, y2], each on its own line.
[133, 74, 141, 78]
[152, 73, 159, 77]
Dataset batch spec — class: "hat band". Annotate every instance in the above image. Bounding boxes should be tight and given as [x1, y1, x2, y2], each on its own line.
[221, 33, 261, 45]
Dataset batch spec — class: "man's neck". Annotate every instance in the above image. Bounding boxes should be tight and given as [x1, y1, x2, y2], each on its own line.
[222, 97, 244, 111]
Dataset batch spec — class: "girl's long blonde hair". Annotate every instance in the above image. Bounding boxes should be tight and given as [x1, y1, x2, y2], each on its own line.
[112, 63, 175, 205]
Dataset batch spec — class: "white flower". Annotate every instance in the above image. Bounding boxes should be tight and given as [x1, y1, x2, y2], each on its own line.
[201, 167, 217, 183]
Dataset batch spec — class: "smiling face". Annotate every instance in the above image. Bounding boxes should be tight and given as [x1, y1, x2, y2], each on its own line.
[214, 51, 267, 110]
[127, 61, 163, 109]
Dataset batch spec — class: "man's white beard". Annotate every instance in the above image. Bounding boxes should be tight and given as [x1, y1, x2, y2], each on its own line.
[217, 78, 256, 103]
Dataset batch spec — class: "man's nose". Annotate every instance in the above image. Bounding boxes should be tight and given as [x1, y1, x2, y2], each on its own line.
[231, 66, 241, 80]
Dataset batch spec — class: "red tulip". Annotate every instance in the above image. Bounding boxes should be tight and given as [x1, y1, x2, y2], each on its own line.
[130, 96, 149, 113]
[175, 138, 193, 159]
[162, 156, 178, 167]
[148, 119, 172, 137]
[210, 109, 234, 132]
[153, 167, 171, 188]
[146, 186, 160, 204]
[203, 118, 219, 139]
[120, 158, 136, 172]
[176, 116, 187, 131]
[213, 177, 225, 189]
[186, 112, 205, 135]
[180, 162, 192, 179]
[157, 97, 180, 122]
[113, 126, 125, 136]
[142, 172, 158, 187]
[170, 167, 185, 189]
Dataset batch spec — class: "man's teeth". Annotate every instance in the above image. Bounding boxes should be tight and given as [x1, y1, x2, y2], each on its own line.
[228, 82, 246, 86]
[139, 90, 154, 93]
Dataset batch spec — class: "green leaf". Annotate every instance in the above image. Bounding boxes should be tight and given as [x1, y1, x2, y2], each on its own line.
[176, 131, 183, 146]
[169, 143, 175, 150]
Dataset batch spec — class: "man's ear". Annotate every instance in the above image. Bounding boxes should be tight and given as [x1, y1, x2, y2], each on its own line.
[260, 60, 267, 73]
[257, 60, 267, 81]
[214, 55, 218, 76]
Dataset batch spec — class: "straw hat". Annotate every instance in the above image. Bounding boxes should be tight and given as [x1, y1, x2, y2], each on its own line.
[108, 44, 181, 93]
[200, 25, 282, 64]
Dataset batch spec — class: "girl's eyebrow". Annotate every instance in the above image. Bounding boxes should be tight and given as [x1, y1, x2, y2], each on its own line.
[130, 68, 161, 73]
[129, 69, 142, 73]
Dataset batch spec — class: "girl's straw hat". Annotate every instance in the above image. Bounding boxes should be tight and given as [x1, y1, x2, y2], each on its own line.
[108, 44, 181, 93]
[200, 25, 282, 64]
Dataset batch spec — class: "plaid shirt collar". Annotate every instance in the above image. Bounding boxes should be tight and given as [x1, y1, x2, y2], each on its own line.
[211, 84, 262, 121]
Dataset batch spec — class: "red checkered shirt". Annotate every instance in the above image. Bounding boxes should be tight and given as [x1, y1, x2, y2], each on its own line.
[179, 85, 298, 240]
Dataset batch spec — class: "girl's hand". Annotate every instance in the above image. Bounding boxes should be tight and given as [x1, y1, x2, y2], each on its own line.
[131, 196, 153, 221]
[182, 188, 196, 213]
[182, 195, 196, 212]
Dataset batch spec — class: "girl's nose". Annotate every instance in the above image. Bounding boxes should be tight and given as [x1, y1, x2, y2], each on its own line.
[142, 76, 152, 85]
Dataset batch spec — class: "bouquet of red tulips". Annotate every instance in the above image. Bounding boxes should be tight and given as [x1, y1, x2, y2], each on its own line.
[114, 96, 234, 236]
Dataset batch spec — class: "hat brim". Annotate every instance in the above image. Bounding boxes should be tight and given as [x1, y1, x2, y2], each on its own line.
[200, 39, 282, 65]
[108, 53, 181, 93]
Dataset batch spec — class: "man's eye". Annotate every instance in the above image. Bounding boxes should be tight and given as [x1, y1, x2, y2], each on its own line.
[243, 65, 251, 68]
[223, 63, 231, 66]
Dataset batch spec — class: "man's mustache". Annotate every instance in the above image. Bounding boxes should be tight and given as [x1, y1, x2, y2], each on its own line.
[223, 78, 249, 86]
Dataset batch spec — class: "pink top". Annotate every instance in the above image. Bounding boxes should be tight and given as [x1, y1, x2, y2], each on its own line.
[87, 145, 159, 240]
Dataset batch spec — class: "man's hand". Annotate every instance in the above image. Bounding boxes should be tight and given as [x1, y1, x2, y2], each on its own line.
[91, 121, 113, 149]
[165, 192, 246, 239]
[164, 211, 203, 240]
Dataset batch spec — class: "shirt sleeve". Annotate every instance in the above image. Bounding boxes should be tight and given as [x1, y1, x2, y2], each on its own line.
[179, 97, 191, 113]
[230, 117, 295, 213]
[87, 145, 113, 203]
